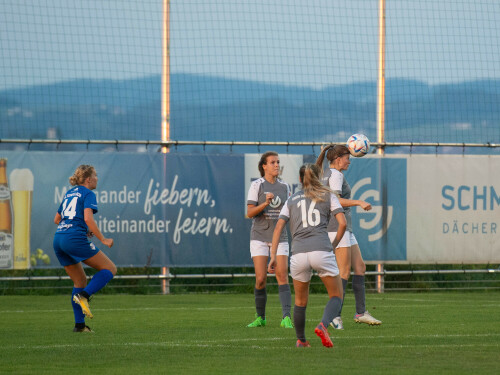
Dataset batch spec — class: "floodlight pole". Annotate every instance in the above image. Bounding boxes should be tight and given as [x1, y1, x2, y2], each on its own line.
[161, 0, 171, 295]
[376, 0, 386, 293]
[161, 0, 170, 155]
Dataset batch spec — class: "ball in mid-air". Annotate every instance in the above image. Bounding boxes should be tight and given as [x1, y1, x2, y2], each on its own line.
[347, 134, 370, 157]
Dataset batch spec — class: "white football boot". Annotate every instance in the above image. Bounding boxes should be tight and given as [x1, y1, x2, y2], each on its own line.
[330, 316, 344, 330]
[354, 311, 381, 325]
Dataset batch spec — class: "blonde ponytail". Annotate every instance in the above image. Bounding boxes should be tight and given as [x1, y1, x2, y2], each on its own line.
[299, 164, 332, 202]
[69, 165, 95, 186]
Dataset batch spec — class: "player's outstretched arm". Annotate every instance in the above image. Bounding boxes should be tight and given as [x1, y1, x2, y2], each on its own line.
[338, 198, 372, 211]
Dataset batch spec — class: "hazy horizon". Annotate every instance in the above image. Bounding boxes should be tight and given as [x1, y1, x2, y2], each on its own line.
[2, 0, 499, 91]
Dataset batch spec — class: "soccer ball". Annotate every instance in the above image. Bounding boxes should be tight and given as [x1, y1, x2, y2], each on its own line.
[347, 134, 370, 157]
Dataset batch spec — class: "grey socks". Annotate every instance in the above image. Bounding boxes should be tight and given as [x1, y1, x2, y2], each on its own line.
[321, 297, 343, 327]
[255, 285, 291, 321]
[293, 305, 307, 341]
[352, 275, 366, 314]
[338, 278, 348, 316]
[278, 284, 292, 318]
[254, 287, 267, 319]
[338, 275, 366, 316]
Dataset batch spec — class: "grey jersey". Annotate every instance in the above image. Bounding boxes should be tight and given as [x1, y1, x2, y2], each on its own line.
[322, 168, 352, 232]
[247, 177, 290, 242]
[279, 191, 344, 255]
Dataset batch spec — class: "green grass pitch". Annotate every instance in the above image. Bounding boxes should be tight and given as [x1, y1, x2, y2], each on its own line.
[1, 292, 499, 374]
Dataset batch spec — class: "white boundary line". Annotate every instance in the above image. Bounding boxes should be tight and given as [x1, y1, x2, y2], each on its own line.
[2, 302, 500, 314]
[2, 334, 499, 351]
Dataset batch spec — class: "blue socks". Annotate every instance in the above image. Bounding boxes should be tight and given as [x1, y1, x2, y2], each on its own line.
[84, 269, 114, 296]
[72, 270, 113, 325]
[72, 287, 85, 324]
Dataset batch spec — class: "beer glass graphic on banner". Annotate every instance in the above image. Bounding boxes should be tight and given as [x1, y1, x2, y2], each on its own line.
[0, 158, 13, 269]
[10, 169, 34, 269]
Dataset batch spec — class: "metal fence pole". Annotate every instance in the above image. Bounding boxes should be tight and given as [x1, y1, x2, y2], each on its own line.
[161, 266, 170, 294]
[376, 264, 384, 293]
[376, 0, 386, 294]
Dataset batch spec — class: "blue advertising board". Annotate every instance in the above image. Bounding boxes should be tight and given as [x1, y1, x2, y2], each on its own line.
[1, 152, 250, 267]
[345, 157, 407, 261]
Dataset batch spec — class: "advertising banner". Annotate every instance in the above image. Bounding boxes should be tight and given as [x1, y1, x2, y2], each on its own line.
[344, 156, 408, 262]
[0, 152, 498, 268]
[1, 152, 254, 268]
[406, 155, 500, 263]
[346, 154, 499, 264]
[0, 152, 304, 268]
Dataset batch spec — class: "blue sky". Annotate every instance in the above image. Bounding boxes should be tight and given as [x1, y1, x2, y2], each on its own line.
[1, 0, 499, 90]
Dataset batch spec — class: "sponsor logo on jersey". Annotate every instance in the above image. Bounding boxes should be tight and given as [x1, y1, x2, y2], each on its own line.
[269, 196, 281, 208]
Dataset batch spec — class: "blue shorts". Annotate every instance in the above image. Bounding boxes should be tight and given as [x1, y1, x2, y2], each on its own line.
[53, 233, 100, 266]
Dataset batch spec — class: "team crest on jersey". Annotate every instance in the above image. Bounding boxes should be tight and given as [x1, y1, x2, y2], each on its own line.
[269, 196, 281, 208]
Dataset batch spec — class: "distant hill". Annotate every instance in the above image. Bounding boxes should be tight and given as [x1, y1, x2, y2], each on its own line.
[1, 74, 499, 144]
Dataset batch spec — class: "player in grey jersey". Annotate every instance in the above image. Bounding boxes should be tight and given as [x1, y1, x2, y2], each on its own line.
[246, 152, 293, 328]
[268, 164, 346, 348]
[316, 144, 382, 328]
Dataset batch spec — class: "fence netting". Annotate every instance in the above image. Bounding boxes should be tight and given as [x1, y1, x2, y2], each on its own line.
[1, 0, 499, 145]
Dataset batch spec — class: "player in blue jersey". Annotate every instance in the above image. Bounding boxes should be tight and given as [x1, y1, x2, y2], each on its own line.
[53, 165, 116, 332]
[316, 145, 382, 329]
[268, 164, 346, 348]
[246, 151, 293, 328]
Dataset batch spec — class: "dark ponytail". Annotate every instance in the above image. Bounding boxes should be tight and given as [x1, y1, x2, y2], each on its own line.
[316, 144, 350, 166]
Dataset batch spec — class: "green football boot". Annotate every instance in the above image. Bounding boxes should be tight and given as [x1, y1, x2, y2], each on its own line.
[247, 314, 266, 327]
[280, 316, 294, 328]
